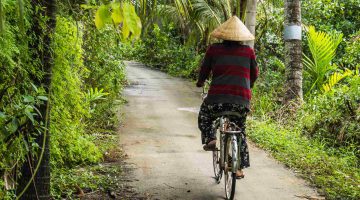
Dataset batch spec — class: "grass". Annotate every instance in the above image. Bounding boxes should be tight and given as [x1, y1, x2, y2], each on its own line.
[247, 119, 360, 200]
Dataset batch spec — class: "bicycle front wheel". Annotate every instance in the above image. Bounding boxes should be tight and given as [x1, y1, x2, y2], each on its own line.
[224, 136, 237, 200]
[212, 148, 222, 183]
[225, 172, 236, 200]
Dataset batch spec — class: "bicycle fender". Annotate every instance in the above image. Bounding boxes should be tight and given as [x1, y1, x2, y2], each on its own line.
[231, 136, 238, 173]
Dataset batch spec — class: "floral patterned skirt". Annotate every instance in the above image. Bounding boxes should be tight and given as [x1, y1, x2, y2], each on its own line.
[198, 102, 250, 168]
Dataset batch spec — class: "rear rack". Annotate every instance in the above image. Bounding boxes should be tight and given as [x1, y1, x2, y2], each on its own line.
[223, 130, 242, 134]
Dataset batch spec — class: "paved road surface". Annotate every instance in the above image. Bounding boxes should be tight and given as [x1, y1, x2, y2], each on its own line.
[119, 61, 319, 200]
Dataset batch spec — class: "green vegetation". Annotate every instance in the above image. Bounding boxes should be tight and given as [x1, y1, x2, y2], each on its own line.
[51, 133, 123, 199]
[1, 0, 359, 199]
[0, 0, 132, 198]
[122, 24, 202, 79]
[247, 120, 359, 199]
[51, 16, 102, 167]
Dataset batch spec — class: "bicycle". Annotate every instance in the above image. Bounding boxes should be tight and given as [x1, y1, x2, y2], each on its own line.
[201, 83, 244, 200]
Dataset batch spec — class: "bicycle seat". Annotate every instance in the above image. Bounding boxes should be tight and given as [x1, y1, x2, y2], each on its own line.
[215, 111, 242, 118]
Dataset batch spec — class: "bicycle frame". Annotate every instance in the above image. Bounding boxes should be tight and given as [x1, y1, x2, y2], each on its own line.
[216, 117, 242, 173]
[202, 82, 244, 199]
[202, 81, 243, 174]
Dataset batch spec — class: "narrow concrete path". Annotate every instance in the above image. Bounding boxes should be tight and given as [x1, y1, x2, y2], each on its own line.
[119, 61, 319, 200]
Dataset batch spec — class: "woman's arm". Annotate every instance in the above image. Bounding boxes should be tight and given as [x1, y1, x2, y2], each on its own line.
[197, 47, 212, 87]
[250, 50, 259, 88]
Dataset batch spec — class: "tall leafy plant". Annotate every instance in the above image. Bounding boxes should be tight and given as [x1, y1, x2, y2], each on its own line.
[303, 26, 343, 92]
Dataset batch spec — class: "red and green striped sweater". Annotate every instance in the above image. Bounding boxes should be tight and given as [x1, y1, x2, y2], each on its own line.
[197, 43, 259, 109]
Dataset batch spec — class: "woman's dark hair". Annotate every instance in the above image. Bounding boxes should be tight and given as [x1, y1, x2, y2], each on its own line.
[223, 40, 243, 47]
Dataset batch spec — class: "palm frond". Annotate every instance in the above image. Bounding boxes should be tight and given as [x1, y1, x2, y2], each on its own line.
[303, 26, 343, 91]
[220, 0, 232, 20]
[189, 0, 221, 25]
[322, 69, 353, 92]
[157, 4, 182, 24]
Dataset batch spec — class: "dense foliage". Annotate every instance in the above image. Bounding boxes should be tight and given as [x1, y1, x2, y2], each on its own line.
[51, 16, 101, 167]
[1, 0, 39, 197]
[0, 0, 127, 198]
[248, 120, 359, 199]
[122, 24, 202, 79]
[250, 2, 360, 199]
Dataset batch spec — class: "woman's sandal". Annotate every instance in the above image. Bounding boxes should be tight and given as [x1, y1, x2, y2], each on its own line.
[203, 139, 217, 151]
[236, 170, 245, 179]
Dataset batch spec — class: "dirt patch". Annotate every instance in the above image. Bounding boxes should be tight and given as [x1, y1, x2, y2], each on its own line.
[82, 150, 148, 200]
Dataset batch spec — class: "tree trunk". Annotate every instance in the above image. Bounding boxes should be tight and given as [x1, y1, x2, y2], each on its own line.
[244, 0, 256, 48]
[17, 0, 56, 199]
[238, 0, 247, 21]
[284, 0, 303, 104]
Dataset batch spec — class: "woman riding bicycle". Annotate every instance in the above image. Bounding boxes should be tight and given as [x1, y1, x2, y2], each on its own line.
[196, 16, 258, 178]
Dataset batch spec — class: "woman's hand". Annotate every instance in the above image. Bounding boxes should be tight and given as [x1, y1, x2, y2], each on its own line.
[196, 82, 204, 87]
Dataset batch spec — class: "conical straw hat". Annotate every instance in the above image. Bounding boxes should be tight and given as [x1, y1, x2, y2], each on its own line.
[211, 16, 255, 41]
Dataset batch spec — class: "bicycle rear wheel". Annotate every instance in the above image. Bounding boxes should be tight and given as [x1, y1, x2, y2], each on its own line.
[212, 127, 222, 183]
[224, 136, 237, 200]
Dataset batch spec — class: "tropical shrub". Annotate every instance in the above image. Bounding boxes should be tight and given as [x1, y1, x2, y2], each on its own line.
[251, 56, 285, 118]
[255, 2, 284, 63]
[303, 0, 360, 38]
[82, 23, 126, 131]
[51, 16, 102, 167]
[1, 1, 128, 197]
[248, 120, 360, 200]
[340, 30, 360, 69]
[167, 46, 202, 79]
[128, 24, 202, 79]
[301, 74, 360, 149]
[0, 1, 43, 198]
[134, 24, 177, 69]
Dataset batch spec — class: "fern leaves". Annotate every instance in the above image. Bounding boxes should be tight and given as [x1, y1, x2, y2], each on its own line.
[86, 87, 109, 103]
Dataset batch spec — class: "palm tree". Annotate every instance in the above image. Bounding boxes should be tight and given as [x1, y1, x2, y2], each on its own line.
[245, 0, 257, 48]
[135, 0, 257, 49]
[284, 0, 303, 104]
[157, 0, 256, 49]
[238, 0, 247, 20]
[157, 0, 221, 48]
[17, 0, 56, 199]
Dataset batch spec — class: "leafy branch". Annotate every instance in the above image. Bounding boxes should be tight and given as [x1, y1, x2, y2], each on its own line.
[83, 1, 142, 39]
